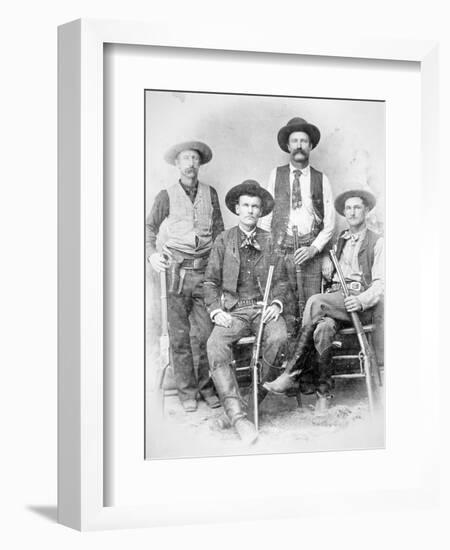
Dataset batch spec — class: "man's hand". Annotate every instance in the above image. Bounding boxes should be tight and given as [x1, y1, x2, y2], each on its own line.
[213, 310, 233, 328]
[263, 303, 281, 324]
[148, 252, 169, 272]
[321, 255, 334, 281]
[344, 296, 362, 313]
[294, 245, 319, 266]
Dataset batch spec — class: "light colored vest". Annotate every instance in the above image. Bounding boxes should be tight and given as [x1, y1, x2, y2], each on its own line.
[165, 182, 213, 257]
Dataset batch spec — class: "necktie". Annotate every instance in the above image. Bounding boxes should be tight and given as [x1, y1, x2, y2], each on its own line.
[292, 169, 302, 210]
[241, 232, 261, 251]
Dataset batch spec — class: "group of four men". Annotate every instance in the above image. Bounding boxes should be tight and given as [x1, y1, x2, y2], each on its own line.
[146, 117, 384, 444]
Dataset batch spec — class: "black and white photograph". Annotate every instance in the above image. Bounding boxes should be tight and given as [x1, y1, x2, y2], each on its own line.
[145, 89, 385, 460]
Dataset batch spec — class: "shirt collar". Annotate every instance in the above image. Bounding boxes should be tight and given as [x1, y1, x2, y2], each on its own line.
[289, 163, 310, 176]
[238, 225, 257, 238]
[178, 179, 198, 193]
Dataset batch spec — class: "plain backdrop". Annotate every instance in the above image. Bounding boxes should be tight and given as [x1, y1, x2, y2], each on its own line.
[1, 1, 449, 548]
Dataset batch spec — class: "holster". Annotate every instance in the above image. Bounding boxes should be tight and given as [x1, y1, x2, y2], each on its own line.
[167, 261, 182, 294]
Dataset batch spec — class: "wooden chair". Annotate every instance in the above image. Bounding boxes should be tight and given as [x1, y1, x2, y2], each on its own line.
[330, 322, 383, 412]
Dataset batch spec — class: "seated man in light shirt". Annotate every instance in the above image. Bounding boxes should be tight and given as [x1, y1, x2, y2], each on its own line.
[263, 189, 384, 413]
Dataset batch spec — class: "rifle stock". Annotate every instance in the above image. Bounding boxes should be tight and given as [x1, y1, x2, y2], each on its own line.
[158, 270, 171, 392]
[329, 250, 376, 413]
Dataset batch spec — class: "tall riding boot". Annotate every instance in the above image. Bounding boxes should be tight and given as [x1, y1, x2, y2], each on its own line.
[263, 324, 316, 394]
[312, 346, 335, 424]
[211, 365, 258, 445]
[316, 346, 335, 396]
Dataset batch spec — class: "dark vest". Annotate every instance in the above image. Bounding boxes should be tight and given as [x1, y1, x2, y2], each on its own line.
[271, 164, 324, 244]
[334, 228, 381, 288]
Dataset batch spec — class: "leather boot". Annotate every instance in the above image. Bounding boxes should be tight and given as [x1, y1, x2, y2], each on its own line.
[211, 365, 258, 444]
[216, 414, 258, 446]
[316, 346, 335, 396]
[312, 391, 333, 425]
[263, 324, 316, 394]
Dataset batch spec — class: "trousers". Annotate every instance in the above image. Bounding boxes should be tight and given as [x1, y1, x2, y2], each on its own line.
[284, 251, 323, 325]
[302, 290, 374, 392]
[303, 290, 374, 352]
[167, 269, 215, 401]
[207, 306, 288, 379]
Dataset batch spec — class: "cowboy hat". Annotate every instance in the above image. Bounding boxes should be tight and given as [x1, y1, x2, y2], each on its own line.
[164, 140, 213, 165]
[225, 179, 274, 217]
[334, 189, 377, 216]
[277, 117, 321, 152]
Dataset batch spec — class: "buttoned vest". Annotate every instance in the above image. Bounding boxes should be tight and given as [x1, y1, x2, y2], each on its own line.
[271, 164, 324, 243]
[165, 182, 213, 257]
[334, 228, 381, 288]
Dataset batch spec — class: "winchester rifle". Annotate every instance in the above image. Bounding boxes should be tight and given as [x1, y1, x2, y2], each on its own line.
[292, 225, 306, 322]
[329, 249, 377, 413]
[248, 264, 275, 432]
[157, 268, 171, 413]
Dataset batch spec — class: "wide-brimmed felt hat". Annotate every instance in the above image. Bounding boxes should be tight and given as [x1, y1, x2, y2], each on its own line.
[334, 189, 377, 216]
[277, 117, 321, 152]
[164, 140, 213, 165]
[225, 179, 274, 217]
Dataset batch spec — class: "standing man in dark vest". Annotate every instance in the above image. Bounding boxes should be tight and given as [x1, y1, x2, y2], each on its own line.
[146, 141, 224, 413]
[264, 190, 384, 415]
[204, 180, 289, 444]
[260, 117, 335, 325]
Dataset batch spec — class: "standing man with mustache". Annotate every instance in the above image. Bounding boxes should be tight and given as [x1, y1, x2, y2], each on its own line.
[146, 141, 224, 413]
[260, 117, 335, 332]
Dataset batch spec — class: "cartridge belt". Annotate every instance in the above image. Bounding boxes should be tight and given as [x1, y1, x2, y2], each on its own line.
[327, 281, 363, 293]
[233, 298, 262, 310]
[179, 257, 209, 270]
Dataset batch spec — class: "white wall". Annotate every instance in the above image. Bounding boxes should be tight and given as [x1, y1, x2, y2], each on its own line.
[1, 1, 449, 548]
[146, 90, 386, 232]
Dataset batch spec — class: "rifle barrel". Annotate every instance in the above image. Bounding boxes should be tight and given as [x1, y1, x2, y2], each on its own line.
[329, 250, 376, 413]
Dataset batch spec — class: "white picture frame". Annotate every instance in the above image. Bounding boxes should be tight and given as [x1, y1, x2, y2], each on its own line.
[58, 18, 440, 531]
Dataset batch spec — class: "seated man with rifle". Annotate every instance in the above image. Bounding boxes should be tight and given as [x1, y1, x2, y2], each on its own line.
[264, 189, 384, 417]
[204, 180, 289, 445]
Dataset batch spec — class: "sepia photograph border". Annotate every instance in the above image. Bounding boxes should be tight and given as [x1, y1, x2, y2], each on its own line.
[58, 18, 440, 531]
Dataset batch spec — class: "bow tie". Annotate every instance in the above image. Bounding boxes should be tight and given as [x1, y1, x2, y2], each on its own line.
[344, 232, 360, 245]
[241, 232, 261, 251]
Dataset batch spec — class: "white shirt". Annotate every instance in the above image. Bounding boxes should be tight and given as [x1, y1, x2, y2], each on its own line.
[259, 163, 335, 252]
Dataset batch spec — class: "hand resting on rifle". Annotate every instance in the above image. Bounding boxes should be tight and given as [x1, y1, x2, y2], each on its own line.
[344, 295, 363, 312]
[148, 252, 169, 272]
[294, 245, 319, 265]
[262, 303, 281, 324]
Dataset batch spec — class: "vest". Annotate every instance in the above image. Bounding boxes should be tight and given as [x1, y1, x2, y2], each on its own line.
[334, 228, 381, 289]
[271, 164, 324, 243]
[165, 182, 213, 257]
[221, 227, 274, 310]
